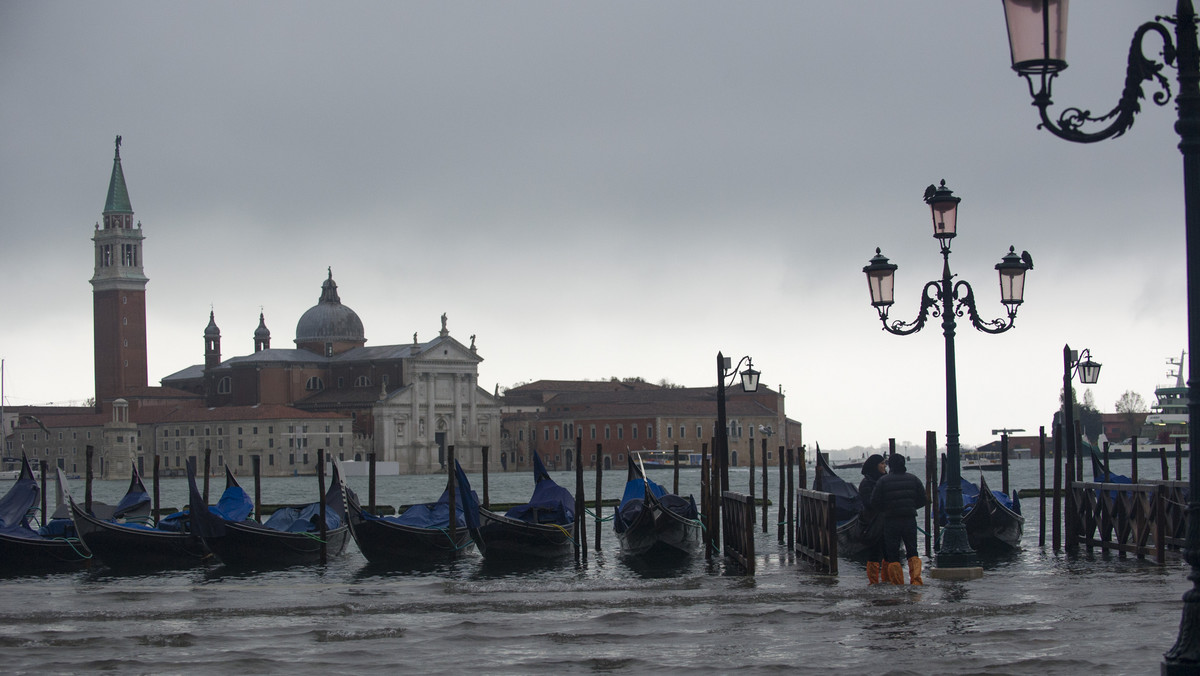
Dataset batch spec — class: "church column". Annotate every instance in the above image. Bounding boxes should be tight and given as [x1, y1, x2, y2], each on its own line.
[425, 372, 436, 473]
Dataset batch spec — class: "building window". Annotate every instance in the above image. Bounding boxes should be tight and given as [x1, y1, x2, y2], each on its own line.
[617, 426, 623, 439]
[325, 343, 333, 357]
[217, 377, 231, 394]
[354, 376, 372, 387]
[697, 425, 702, 439]
[604, 426, 611, 440]
[667, 426, 673, 439]
[632, 426, 638, 439]
[306, 377, 324, 391]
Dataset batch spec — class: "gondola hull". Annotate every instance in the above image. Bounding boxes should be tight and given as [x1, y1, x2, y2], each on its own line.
[347, 501, 473, 564]
[835, 515, 868, 558]
[0, 530, 91, 572]
[70, 507, 210, 570]
[201, 520, 350, 568]
[960, 485, 1024, 552]
[615, 500, 701, 559]
[475, 509, 574, 561]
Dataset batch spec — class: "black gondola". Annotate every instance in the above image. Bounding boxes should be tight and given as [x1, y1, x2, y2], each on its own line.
[454, 452, 575, 561]
[0, 455, 92, 572]
[613, 456, 700, 559]
[67, 466, 229, 570]
[344, 464, 475, 564]
[811, 449, 868, 557]
[938, 459, 1024, 552]
[187, 460, 350, 568]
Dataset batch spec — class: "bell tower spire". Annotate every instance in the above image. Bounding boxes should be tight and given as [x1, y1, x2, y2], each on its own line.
[91, 135, 149, 410]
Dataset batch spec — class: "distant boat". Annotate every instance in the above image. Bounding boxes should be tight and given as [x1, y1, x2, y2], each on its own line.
[454, 452, 575, 562]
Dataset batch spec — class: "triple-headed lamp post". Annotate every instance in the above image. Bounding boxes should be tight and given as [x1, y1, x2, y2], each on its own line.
[999, 2, 1200, 670]
[863, 180, 1032, 572]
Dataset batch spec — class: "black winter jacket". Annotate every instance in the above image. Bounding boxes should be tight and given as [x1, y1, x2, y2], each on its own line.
[869, 469, 927, 518]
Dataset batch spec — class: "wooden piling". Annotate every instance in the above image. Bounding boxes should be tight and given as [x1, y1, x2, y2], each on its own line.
[1000, 433, 1010, 495]
[710, 440, 722, 555]
[786, 447, 795, 550]
[1160, 446, 1170, 480]
[777, 445, 785, 543]
[748, 437, 755, 524]
[1052, 424, 1062, 550]
[1066, 422, 1079, 552]
[701, 442, 711, 560]
[1103, 441, 1111, 480]
[367, 453, 376, 513]
[481, 445, 490, 509]
[153, 454, 161, 526]
[203, 448, 211, 503]
[1177, 439, 1184, 480]
[593, 442, 601, 552]
[85, 445, 93, 515]
[39, 460, 47, 525]
[317, 449, 327, 564]
[252, 455, 262, 523]
[1131, 436, 1139, 484]
[447, 446, 456, 546]
[761, 438, 769, 533]
[1038, 426, 1046, 547]
[672, 444, 680, 495]
[574, 436, 584, 560]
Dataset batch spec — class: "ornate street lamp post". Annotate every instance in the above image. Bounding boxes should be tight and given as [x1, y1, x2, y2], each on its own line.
[716, 352, 760, 494]
[863, 180, 1033, 572]
[1000, 2, 1199, 670]
[1061, 346, 1101, 549]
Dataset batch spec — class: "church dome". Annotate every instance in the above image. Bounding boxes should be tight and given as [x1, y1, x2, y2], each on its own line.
[295, 269, 365, 345]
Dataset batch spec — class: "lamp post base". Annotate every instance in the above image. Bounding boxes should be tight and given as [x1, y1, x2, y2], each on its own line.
[929, 565, 984, 581]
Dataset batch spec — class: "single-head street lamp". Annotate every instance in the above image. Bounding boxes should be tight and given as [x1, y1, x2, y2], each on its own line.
[862, 180, 1033, 574]
[999, 3, 1200, 670]
[716, 352, 759, 495]
[1061, 345, 1100, 553]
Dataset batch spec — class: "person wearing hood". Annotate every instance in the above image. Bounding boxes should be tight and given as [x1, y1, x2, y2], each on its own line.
[858, 454, 887, 585]
[869, 453, 927, 585]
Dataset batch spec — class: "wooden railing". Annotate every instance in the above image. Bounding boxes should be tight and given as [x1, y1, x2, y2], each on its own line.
[795, 488, 838, 574]
[721, 491, 756, 574]
[1069, 479, 1188, 564]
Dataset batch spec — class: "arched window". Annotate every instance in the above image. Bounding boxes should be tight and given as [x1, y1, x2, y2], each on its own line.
[306, 376, 324, 391]
[354, 375, 372, 387]
[217, 377, 232, 394]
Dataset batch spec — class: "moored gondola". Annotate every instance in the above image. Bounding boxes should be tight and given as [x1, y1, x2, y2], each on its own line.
[187, 460, 349, 568]
[938, 458, 1024, 552]
[812, 449, 868, 557]
[0, 455, 92, 572]
[67, 466, 233, 571]
[345, 467, 475, 564]
[454, 452, 575, 562]
[613, 456, 700, 560]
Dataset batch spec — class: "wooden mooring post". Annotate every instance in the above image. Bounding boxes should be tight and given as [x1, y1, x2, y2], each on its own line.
[1052, 424, 1062, 550]
[574, 436, 585, 560]
[253, 455, 262, 523]
[39, 460, 48, 526]
[446, 446, 456, 550]
[367, 452, 377, 514]
[317, 449, 328, 564]
[1038, 426, 1046, 547]
[701, 443, 711, 560]
[481, 445, 490, 509]
[153, 454, 161, 526]
[786, 447, 795, 550]
[777, 445, 785, 543]
[85, 445, 93, 515]
[925, 432, 936, 557]
[748, 437, 755, 525]
[593, 442, 601, 552]
[760, 439, 768, 533]
[672, 444, 680, 495]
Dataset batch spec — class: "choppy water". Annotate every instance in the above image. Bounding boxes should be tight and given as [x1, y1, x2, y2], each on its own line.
[0, 458, 1190, 675]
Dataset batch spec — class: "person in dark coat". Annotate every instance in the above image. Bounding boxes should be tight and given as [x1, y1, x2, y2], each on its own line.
[869, 453, 927, 585]
[858, 454, 887, 585]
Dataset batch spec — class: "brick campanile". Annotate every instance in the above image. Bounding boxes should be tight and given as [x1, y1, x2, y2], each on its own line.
[91, 135, 148, 410]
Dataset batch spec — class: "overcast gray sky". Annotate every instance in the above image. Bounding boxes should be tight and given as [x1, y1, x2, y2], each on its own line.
[0, 2, 1187, 451]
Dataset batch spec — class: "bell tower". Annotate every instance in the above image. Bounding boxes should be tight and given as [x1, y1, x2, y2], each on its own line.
[91, 136, 148, 410]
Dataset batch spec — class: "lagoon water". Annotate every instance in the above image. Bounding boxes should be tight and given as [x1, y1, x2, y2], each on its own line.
[0, 458, 1190, 675]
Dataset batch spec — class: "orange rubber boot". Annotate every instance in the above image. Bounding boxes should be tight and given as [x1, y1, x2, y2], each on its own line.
[908, 556, 923, 586]
[885, 561, 905, 585]
[866, 560, 881, 585]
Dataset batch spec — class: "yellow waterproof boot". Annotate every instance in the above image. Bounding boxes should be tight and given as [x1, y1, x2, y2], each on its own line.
[907, 556, 923, 586]
[866, 560, 881, 585]
[885, 561, 905, 585]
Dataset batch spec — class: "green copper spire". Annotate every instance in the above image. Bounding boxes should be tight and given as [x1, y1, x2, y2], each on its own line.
[103, 135, 133, 214]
